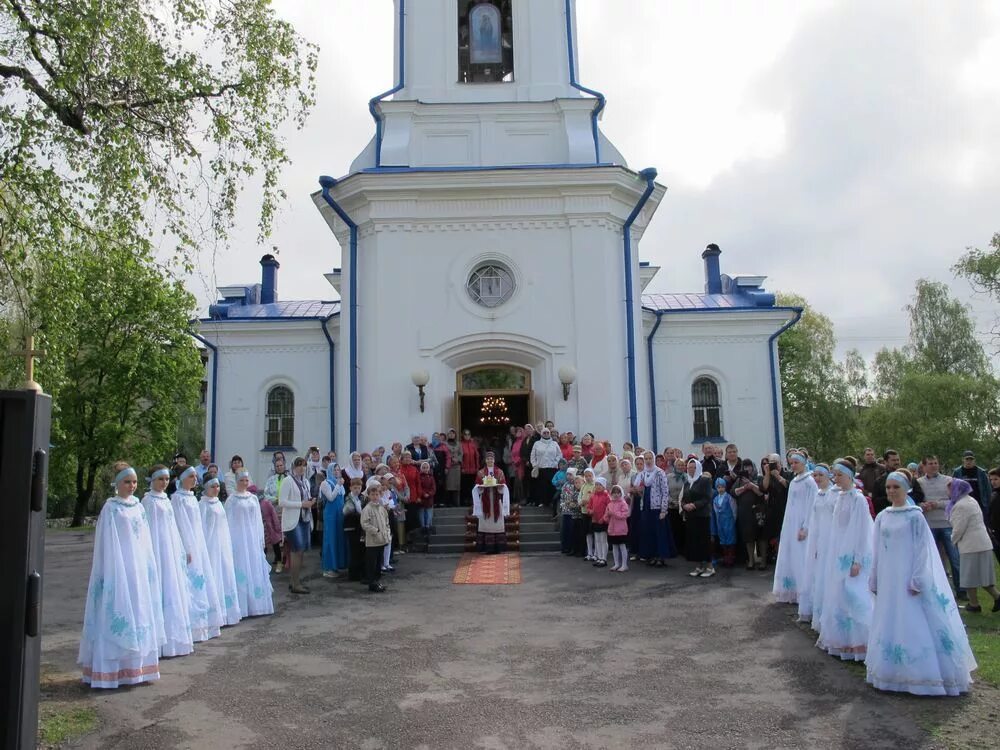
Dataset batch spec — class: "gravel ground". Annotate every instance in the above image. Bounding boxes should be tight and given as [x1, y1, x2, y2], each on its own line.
[39, 531, 998, 749]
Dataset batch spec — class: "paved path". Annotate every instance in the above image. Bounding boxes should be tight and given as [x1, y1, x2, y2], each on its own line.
[40, 531, 991, 749]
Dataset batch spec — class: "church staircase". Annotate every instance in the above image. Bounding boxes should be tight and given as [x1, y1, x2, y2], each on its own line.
[427, 504, 561, 554]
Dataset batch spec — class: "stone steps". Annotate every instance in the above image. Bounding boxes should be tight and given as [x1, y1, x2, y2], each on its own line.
[426, 504, 561, 555]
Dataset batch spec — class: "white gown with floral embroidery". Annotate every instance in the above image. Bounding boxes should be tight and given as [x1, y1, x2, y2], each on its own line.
[797, 487, 837, 626]
[141, 491, 194, 657]
[78, 496, 166, 688]
[866, 505, 976, 695]
[170, 490, 223, 641]
[772, 472, 818, 603]
[815, 488, 875, 660]
[225, 492, 274, 616]
[199, 496, 242, 626]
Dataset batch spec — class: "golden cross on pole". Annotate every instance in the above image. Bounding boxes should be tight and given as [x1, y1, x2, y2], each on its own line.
[13, 334, 46, 393]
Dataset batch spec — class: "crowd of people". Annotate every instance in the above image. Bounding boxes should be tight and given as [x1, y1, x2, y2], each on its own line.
[79, 423, 998, 697]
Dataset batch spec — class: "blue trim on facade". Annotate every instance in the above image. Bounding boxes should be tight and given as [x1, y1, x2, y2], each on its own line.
[198, 314, 338, 323]
[318, 175, 360, 451]
[564, 0, 605, 163]
[191, 333, 218, 460]
[368, 0, 406, 168]
[641, 305, 801, 315]
[622, 167, 657, 446]
[768, 308, 803, 453]
[320, 312, 337, 453]
[645, 310, 665, 451]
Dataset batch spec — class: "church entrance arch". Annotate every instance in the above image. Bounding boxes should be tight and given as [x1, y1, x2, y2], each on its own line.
[455, 365, 533, 457]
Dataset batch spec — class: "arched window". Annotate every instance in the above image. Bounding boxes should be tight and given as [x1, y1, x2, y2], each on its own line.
[265, 385, 294, 448]
[458, 1, 514, 83]
[692, 377, 722, 440]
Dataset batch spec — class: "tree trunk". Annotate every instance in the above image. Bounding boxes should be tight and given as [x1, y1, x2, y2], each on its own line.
[71, 461, 99, 527]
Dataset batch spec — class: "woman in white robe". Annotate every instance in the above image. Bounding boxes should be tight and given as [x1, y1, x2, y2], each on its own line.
[79, 464, 165, 688]
[226, 470, 275, 616]
[798, 464, 837, 626]
[866, 472, 977, 696]
[815, 459, 874, 661]
[141, 466, 194, 658]
[171, 466, 223, 641]
[199, 477, 242, 626]
[772, 453, 818, 603]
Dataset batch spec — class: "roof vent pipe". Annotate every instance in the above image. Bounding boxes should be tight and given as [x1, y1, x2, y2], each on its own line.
[702, 243, 722, 295]
[260, 254, 280, 304]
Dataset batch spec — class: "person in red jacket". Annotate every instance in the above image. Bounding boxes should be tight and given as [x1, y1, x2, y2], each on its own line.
[589, 477, 612, 568]
[460, 429, 481, 507]
[417, 461, 437, 533]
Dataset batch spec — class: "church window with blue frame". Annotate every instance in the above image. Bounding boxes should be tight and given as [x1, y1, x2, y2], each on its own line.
[692, 376, 723, 440]
[265, 385, 295, 448]
[458, 1, 514, 83]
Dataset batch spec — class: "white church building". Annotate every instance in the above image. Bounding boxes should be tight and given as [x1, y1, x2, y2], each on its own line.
[195, 0, 801, 482]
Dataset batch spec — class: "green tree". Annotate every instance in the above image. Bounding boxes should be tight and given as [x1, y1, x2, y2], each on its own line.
[0, 0, 317, 283]
[31, 239, 203, 525]
[843, 348, 869, 407]
[777, 293, 855, 458]
[905, 278, 988, 376]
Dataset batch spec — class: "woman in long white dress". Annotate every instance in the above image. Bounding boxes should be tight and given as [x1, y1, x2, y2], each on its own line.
[200, 477, 242, 626]
[866, 471, 977, 696]
[79, 463, 165, 688]
[141, 465, 194, 658]
[226, 470, 275, 616]
[171, 467, 223, 641]
[797, 464, 837, 626]
[772, 453, 817, 603]
[815, 458, 874, 661]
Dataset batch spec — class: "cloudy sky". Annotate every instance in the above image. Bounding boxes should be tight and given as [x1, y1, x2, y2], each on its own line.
[195, 0, 1000, 360]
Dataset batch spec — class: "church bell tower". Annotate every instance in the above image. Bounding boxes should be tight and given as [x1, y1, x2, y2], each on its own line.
[352, 0, 627, 171]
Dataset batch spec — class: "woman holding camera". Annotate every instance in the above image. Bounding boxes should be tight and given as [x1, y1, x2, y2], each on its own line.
[279, 456, 317, 594]
[734, 458, 766, 570]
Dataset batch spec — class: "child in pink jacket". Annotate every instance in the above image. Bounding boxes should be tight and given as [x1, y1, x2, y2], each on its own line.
[604, 484, 632, 572]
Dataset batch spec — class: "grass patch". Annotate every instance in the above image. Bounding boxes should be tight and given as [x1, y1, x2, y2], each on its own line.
[38, 705, 97, 747]
[960, 603, 1000, 687]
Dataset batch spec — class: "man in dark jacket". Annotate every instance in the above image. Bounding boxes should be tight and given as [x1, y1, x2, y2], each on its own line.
[953, 450, 990, 514]
[857, 447, 885, 496]
[871, 449, 901, 513]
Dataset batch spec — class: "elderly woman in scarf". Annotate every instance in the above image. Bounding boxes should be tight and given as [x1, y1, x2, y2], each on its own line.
[640, 450, 675, 567]
[949, 477, 1000, 613]
[680, 457, 714, 577]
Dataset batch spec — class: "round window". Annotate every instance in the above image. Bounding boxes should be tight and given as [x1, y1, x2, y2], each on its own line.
[466, 263, 515, 308]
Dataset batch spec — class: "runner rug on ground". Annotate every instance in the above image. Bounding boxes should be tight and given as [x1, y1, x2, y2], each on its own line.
[452, 552, 522, 585]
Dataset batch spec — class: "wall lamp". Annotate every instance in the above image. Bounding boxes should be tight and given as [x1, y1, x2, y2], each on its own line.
[411, 369, 430, 412]
[558, 365, 577, 401]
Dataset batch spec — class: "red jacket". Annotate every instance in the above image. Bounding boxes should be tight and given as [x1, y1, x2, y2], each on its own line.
[589, 488, 611, 525]
[560, 442, 575, 460]
[461, 439, 480, 474]
[418, 473, 436, 508]
[400, 463, 420, 503]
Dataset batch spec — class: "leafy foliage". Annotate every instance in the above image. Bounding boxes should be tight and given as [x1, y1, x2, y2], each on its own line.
[905, 279, 988, 376]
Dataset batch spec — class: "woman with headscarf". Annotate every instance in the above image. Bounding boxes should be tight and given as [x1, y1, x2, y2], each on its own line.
[342, 452, 366, 485]
[633, 450, 674, 568]
[171, 466, 224, 639]
[771, 452, 818, 604]
[199, 476, 241, 626]
[680, 457, 713, 577]
[278, 457, 317, 594]
[590, 442, 609, 477]
[666, 458, 688, 557]
[580, 433, 595, 461]
[797, 464, 836, 626]
[320, 468, 347, 577]
[226, 470, 275, 616]
[601, 453, 625, 489]
[866, 471, 976, 695]
[628, 455, 645, 560]
[733, 457, 765, 570]
[949, 477, 1000, 613]
[815, 458, 874, 661]
[445, 429, 462, 507]
[79, 463, 166, 688]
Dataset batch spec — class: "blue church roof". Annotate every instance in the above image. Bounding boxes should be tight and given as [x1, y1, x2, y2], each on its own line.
[203, 300, 340, 321]
[642, 293, 765, 311]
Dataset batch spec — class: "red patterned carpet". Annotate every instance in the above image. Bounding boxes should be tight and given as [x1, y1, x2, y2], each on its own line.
[452, 552, 522, 585]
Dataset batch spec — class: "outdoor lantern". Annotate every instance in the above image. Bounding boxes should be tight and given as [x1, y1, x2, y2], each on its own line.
[558, 365, 577, 401]
[411, 369, 430, 412]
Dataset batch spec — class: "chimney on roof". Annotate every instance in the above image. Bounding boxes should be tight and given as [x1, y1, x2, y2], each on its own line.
[702, 243, 722, 295]
[260, 254, 279, 304]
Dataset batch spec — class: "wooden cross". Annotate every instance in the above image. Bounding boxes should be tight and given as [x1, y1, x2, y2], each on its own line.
[13, 335, 46, 392]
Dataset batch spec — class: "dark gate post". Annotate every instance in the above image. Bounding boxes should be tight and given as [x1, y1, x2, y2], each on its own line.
[0, 390, 52, 750]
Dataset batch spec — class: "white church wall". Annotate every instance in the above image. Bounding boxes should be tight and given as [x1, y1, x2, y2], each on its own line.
[645, 310, 795, 464]
[199, 321, 336, 483]
[323, 169, 663, 449]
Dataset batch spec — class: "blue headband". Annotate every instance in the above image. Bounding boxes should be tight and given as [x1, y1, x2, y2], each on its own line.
[832, 462, 855, 478]
[886, 471, 911, 492]
[789, 453, 806, 465]
[715, 477, 728, 489]
[114, 467, 136, 484]
[203, 477, 220, 489]
[236, 469, 250, 480]
[179, 466, 197, 483]
[813, 466, 831, 478]
[148, 468, 169, 483]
